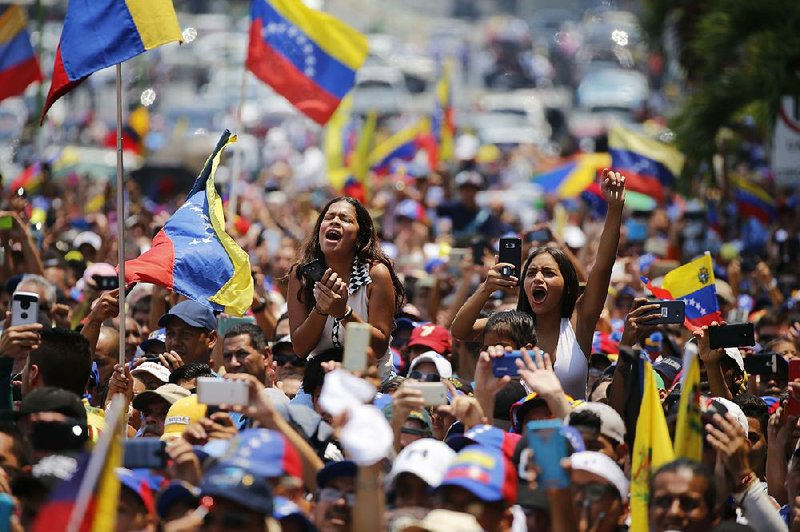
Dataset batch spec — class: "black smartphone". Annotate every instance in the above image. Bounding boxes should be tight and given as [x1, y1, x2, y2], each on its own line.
[93, 274, 119, 291]
[498, 237, 522, 279]
[31, 420, 89, 452]
[743, 353, 788, 376]
[299, 259, 326, 283]
[123, 439, 167, 469]
[644, 300, 685, 325]
[708, 323, 756, 349]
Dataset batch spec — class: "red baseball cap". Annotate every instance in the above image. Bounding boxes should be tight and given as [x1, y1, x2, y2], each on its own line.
[407, 324, 451, 354]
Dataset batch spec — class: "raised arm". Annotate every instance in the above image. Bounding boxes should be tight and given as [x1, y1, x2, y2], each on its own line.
[574, 170, 625, 355]
[451, 262, 516, 341]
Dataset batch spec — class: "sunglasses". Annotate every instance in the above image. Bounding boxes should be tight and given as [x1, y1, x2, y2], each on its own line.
[317, 487, 356, 506]
[408, 371, 439, 382]
[274, 354, 305, 367]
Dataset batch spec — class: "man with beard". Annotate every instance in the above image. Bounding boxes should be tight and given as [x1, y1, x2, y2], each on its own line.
[132, 383, 190, 437]
[313, 461, 356, 532]
[159, 301, 217, 366]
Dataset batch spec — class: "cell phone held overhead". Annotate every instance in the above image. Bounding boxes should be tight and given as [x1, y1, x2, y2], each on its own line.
[11, 291, 39, 327]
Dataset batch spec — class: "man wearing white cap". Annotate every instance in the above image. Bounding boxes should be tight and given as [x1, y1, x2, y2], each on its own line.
[385, 439, 456, 510]
[407, 351, 453, 382]
[570, 451, 629, 532]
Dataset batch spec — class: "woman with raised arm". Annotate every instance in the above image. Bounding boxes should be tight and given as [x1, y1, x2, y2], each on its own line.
[451, 169, 626, 399]
[287, 196, 404, 380]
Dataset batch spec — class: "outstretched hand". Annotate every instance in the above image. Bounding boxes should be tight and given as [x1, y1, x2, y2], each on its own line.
[601, 168, 626, 207]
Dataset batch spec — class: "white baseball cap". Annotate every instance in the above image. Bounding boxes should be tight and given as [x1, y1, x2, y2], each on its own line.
[567, 402, 626, 444]
[571, 451, 629, 501]
[385, 438, 456, 490]
[723, 348, 745, 372]
[707, 396, 749, 434]
[131, 362, 171, 384]
[408, 351, 453, 379]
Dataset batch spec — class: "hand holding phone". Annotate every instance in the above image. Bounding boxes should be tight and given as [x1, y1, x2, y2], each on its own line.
[743, 353, 787, 377]
[300, 259, 326, 283]
[197, 377, 249, 406]
[498, 237, 522, 279]
[11, 292, 39, 327]
[708, 323, 755, 349]
[643, 300, 685, 325]
[492, 350, 523, 378]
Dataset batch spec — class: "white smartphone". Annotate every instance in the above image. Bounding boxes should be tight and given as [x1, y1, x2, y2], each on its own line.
[196, 377, 249, 406]
[11, 292, 39, 327]
[406, 382, 448, 406]
[343, 322, 370, 372]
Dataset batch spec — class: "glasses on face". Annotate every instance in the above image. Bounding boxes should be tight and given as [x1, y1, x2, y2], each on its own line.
[274, 354, 305, 367]
[317, 487, 356, 506]
[651, 493, 702, 512]
[574, 482, 619, 502]
[408, 371, 440, 382]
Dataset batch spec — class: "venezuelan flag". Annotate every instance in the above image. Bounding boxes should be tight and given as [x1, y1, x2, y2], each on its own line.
[630, 357, 674, 531]
[609, 126, 684, 203]
[369, 119, 427, 175]
[731, 174, 776, 224]
[125, 131, 254, 316]
[0, 5, 42, 103]
[41, 0, 181, 123]
[247, 0, 368, 125]
[644, 252, 722, 328]
[324, 94, 354, 190]
[352, 110, 377, 185]
[533, 153, 612, 199]
[431, 60, 455, 168]
[7, 162, 42, 195]
[674, 350, 703, 462]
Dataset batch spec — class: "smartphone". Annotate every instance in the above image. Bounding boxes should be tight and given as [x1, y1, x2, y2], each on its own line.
[217, 315, 256, 336]
[498, 237, 522, 279]
[405, 381, 447, 406]
[300, 259, 326, 283]
[0, 494, 12, 532]
[196, 377, 249, 406]
[31, 420, 88, 451]
[644, 300, 685, 325]
[526, 228, 552, 244]
[492, 351, 523, 378]
[526, 419, 569, 489]
[343, 322, 370, 372]
[11, 291, 39, 327]
[93, 275, 119, 291]
[708, 323, 755, 349]
[123, 438, 167, 469]
[0, 215, 12, 231]
[448, 248, 468, 276]
[789, 359, 800, 416]
[743, 353, 787, 376]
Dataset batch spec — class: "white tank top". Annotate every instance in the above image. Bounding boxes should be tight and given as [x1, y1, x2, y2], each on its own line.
[553, 318, 588, 400]
[309, 261, 394, 380]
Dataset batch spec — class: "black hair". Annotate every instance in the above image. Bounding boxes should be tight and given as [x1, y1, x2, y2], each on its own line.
[28, 328, 92, 397]
[484, 310, 537, 348]
[733, 394, 769, 439]
[650, 459, 716, 513]
[494, 381, 527, 421]
[516, 247, 579, 320]
[131, 295, 151, 316]
[168, 363, 213, 385]
[302, 347, 343, 396]
[224, 323, 268, 352]
[0, 421, 32, 469]
[294, 196, 404, 314]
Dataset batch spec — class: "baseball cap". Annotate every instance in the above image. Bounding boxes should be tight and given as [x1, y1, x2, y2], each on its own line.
[156, 481, 200, 520]
[438, 445, 517, 505]
[447, 424, 521, 463]
[160, 395, 207, 441]
[219, 428, 303, 480]
[200, 465, 274, 516]
[454, 170, 484, 189]
[510, 393, 580, 433]
[385, 438, 456, 490]
[74, 231, 102, 251]
[17, 387, 87, 423]
[703, 397, 749, 434]
[272, 335, 292, 349]
[566, 402, 626, 445]
[140, 329, 167, 352]
[116, 468, 163, 515]
[571, 451, 629, 501]
[316, 460, 357, 489]
[395, 317, 419, 330]
[132, 383, 192, 414]
[158, 300, 217, 332]
[409, 509, 483, 531]
[82, 262, 117, 285]
[407, 324, 451, 354]
[653, 356, 682, 389]
[131, 362, 171, 384]
[382, 404, 434, 437]
[408, 351, 453, 379]
[724, 348, 745, 372]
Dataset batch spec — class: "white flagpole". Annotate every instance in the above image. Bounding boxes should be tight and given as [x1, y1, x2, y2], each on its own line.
[227, 69, 247, 223]
[115, 64, 128, 370]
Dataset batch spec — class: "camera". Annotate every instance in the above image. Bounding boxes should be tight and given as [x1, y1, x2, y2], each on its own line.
[21, 301, 29, 310]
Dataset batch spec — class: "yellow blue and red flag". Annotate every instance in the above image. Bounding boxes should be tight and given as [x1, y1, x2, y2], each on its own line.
[730, 174, 776, 224]
[431, 60, 455, 168]
[124, 131, 254, 316]
[609, 126, 684, 203]
[644, 252, 722, 328]
[369, 119, 427, 175]
[41, 0, 181, 123]
[0, 5, 42, 102]
[532, 153, 612, 199]
[246, 0, 368, 125]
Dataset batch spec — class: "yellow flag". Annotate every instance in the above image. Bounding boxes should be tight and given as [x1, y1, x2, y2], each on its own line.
[324, 94, 353, 190]
[674, 352, 703, 462]
[352, 109, 377, 186]
[630, 361, 675, 531]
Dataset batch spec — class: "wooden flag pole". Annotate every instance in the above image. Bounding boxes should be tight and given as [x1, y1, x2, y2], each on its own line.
[115, 64, 128, 370]
[227, 69, 248, 224]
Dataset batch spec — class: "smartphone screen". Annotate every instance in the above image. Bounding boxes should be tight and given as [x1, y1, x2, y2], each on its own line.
[498, 237, 522, 279]
[527, 419, 569, 489]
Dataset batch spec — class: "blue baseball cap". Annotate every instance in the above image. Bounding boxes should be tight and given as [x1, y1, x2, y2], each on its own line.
[156, 480, 200, 520]
[218, 429, 303, 480]
[158, 300, 216, 332]
[140, 328, 167, 352]
[438, 445, 518, 505]
[316, 460, 357, 489]
[200, 465, 273, 516]
[116, 468, 163, 515]
[446, 424, 521, 462]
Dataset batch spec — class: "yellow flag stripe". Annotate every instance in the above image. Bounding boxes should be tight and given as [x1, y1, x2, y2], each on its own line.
[123, 0, 182, 50]
[609, 125, 684, 177]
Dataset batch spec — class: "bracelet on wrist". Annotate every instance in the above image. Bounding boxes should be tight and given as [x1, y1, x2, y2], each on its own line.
[314, 306, 329, 317]
[334, 306, 353, 321]
[251, 299, 267, 313]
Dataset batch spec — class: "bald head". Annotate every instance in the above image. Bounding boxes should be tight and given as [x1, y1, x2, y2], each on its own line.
[95, 327, 120, 392]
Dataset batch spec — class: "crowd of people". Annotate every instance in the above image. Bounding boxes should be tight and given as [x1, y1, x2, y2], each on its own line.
[0, 132, 798, 532]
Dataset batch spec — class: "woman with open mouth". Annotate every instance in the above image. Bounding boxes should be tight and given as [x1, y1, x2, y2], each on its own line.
[452, 169, 626, 399]
[287, 196, 405, 381]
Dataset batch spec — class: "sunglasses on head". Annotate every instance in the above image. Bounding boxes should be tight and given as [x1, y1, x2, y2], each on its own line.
[408, 370, 440, 382]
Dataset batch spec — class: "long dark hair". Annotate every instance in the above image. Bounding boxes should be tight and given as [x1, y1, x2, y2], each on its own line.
[516, 246, 579, 320]
[294, 196, 405, 313]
